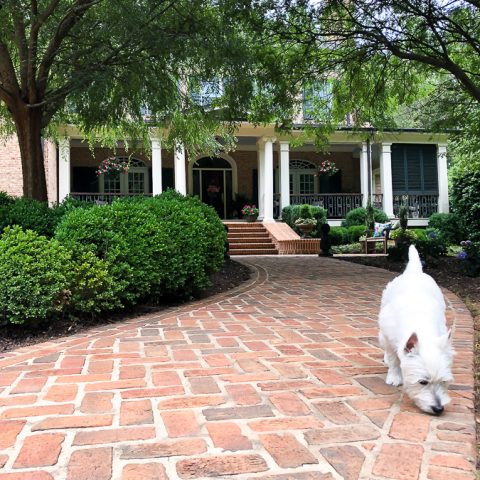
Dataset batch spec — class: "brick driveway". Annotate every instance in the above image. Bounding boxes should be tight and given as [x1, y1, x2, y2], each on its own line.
[0, 256, 476, 480]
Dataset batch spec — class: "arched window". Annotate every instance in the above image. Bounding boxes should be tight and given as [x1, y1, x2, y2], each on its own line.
[289, 159, 317, 195]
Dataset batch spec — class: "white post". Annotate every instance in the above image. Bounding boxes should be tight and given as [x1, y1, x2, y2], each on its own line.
[437, 144, 449, 213]
[279, 141, 290, 216]
[360, 142, 369, 207]
[174, 143, 187, 195]
[263, 137, 275, 222]
[380, 143, 394, 217]
[151, 138, 163, 195]
[58, 137, 71, 202]
[257, 140, 265, 219]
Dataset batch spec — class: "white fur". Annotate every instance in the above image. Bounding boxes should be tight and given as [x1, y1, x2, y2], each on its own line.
[378, 245, 454, 415]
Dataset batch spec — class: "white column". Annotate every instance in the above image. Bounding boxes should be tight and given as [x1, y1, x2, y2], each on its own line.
[58, 137, 70, 202]
[437, 144, 449, 213]
[174, 143, 187, 195]
[257, 140, 265, 219]
[360, 142, 369, 207]
[380, 143, 394, 217]
[263, 137, 275, 222]
[279, 141, 290, 216]
[151, 138, 163, 195]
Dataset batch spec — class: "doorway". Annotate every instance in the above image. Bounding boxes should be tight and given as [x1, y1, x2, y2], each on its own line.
[192, 157, 234, 219]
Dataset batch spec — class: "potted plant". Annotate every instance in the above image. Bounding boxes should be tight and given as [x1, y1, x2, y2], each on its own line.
[241, 204, 259, 222]
[295, 204, 317, 237]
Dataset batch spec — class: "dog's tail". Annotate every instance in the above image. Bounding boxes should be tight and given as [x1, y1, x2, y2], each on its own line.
[405, 245, 423, 274]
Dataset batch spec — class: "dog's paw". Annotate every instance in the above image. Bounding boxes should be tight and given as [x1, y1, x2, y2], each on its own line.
[386, 370, 403, 386]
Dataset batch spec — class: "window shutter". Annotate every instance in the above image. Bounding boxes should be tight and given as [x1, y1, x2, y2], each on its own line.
[391, 145, 406, 193]
[422, 145, 438, 192]
[405, 145, 422, 192]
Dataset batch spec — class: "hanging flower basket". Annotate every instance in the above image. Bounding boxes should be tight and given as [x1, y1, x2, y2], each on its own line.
[96, 157, 130, 176]
[315, 159, 338, 176]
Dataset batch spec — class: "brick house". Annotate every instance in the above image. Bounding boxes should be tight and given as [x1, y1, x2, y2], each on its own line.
[0, 86, 449, 226]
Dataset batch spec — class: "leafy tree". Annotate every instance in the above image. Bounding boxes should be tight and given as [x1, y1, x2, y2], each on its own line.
[0, 0, 296, 201]
[260, 1, 480, 135]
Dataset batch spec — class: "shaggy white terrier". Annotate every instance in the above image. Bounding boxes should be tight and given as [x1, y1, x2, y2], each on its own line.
[378, 245, 454, 415]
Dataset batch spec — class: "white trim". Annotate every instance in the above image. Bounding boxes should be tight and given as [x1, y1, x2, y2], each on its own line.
[380, 142, 394, 217]
[360, 142, 369, 207]
[174, 143, 187, 195]
[151, 138, 162, 195]
[58, 137, 71, 202]
[279, 141, 290, 214]
[437, 144, 449, 213]
[263, 138, 274, 222]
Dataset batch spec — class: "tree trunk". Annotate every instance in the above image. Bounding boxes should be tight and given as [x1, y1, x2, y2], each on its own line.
[13, 105, 48, 202]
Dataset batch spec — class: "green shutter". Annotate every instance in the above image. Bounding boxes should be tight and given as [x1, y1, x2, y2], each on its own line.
[422, 145, 438, 192]
[392, 144, 406, 193]
[405, 145, 422, 192]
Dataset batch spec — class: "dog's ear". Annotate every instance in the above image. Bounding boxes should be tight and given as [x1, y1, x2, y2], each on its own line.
[404, 333, 418, 353]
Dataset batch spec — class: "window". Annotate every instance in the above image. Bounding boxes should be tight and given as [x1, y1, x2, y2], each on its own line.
[99, 157, 149, 195]
[303, 80, 333, 121]
[289, 159, 317, 195]
[391, 145, 438, 194]
[191, 80, 223, 107]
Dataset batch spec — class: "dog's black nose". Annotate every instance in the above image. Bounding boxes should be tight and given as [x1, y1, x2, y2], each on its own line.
[431, 405, 444, 415]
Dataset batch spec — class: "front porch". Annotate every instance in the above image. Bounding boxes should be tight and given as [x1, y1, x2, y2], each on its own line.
[59, 129, 449, 226]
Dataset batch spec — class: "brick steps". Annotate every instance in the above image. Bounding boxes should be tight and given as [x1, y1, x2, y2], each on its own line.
[224, 222, 278, 255]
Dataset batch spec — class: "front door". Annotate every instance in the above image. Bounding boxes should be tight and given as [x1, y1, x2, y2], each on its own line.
[202, 170, 225, 218]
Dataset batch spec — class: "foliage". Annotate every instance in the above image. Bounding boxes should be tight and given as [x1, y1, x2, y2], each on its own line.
[316, 159, 338, 176]
[241, 205, 259, 217]
[414, 229, 448, 261]
[295, 217, 316, 226]
[97, 157, 130, 176]
[0, 198, 59, 237]
[450, 171, 480, 241]
[365, 199, 375, 234]
[68, 251, 119, 314]
[0, 227, 71, 325]
[342, 207, 389, 228]
[329, 227, 348, 246]
[299, 204, 313, 219]
[390, 228, 417, 242]
[55, 192, 226, 306]
[282, 204, 327, 237]
[399, 205, 409, 230]
[0, 191, 14, 206]
[428, 213, 465, 246]
[331, 243, 363, 254]
[457, 240, 480, 277]
[346, 225, 367, 243]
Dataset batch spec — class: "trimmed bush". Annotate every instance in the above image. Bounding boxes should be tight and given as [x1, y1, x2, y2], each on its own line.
[414, 229, 448, 260]
[329, 227, 348, 246]
[282, 204, 327, 237]
[342, 207, 389, 228]
[428, 213, 466, 246]
[0, 227, 71, 325]
[347, 225, 367, 243]
[451, 171, 480, 241]
[55, 192, 226, 306]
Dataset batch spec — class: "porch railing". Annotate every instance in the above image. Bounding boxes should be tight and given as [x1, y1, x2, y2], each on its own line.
[70, 192, 153, 204]
[393, 194, 439, 219]
[289, 193, 363, 219]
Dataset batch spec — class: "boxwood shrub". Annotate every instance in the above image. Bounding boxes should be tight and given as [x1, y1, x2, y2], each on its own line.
[428, 213, 465, 246]
[55, 192, 226, 307]
[342, 207, 389, 228]
[0, 227, 71, 325]
[282, 204, 327, 237]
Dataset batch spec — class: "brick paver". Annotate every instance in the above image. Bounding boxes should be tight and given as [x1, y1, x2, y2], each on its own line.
[0, 256, 476, 479]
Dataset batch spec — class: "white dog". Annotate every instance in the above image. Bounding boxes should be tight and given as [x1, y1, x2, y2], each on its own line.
[378, 245, 454, 415]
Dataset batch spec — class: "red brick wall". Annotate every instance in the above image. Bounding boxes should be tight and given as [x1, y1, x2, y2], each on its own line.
[0, 136, 23, 197]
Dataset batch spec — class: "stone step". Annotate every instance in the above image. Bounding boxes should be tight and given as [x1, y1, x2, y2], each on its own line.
[229, 237, 273, 244]
[230, 249, 279, 255]
[228, 232, 270, 239]
[229, 243, 276, 250]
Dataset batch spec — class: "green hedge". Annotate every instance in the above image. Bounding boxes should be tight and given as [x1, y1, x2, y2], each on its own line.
[341, 207, 389, 228]
[0, 192, 226, 326]
[55, 192, 226, 307]
[0, 227, 71, 325]
[282, 204, 327, 237]
[428, 213, 465, 246]
[451, 171, 480, 241]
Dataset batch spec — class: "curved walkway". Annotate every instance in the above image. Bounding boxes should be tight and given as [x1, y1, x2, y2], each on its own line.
[0, 256, 476, 480]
